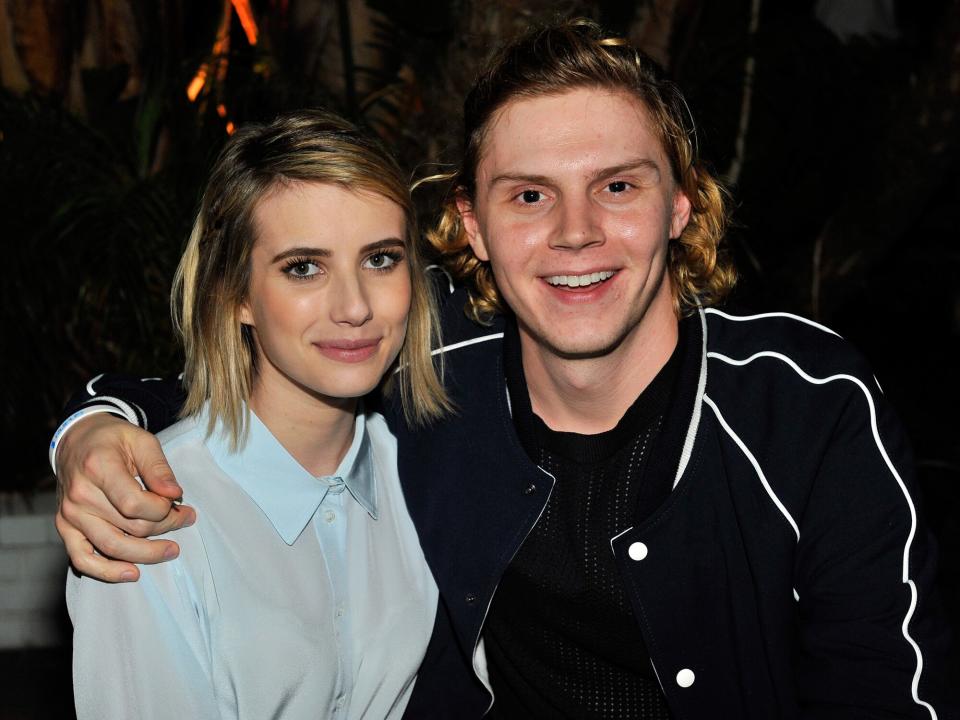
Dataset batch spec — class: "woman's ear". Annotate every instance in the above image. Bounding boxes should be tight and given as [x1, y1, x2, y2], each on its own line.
[239, 301, 254, 327]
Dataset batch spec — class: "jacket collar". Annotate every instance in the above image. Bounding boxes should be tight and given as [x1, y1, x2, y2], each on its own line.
[205, 406, 377, 545]
[433, 292, 707, 493]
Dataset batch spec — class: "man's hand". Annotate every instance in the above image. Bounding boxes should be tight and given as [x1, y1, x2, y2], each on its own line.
[55, 414, 196, 582]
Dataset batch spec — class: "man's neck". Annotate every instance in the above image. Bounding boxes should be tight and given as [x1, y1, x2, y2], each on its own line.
[520, 306, 679, 436]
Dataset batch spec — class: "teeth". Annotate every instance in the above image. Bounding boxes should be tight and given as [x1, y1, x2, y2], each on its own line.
[546, 270, 615, 288]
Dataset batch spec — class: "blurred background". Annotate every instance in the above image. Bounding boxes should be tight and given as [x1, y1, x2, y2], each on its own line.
[1, 0, 958, 717]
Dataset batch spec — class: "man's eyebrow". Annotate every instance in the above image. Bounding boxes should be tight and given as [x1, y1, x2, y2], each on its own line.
[589, 158, 662, 183]
[488, 172, 552, 187]
[270, 238, 405, 264]
[488, 158, 662, 188]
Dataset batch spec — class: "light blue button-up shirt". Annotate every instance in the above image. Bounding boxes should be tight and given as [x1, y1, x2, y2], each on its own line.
[67, 406, 438, 720]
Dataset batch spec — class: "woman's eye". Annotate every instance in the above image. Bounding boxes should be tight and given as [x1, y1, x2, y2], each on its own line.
[363, 251, 402, 271]
[284, 260, 321, 278]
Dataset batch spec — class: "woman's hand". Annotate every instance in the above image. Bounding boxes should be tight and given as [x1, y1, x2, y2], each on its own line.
[55, 414, 196, 582]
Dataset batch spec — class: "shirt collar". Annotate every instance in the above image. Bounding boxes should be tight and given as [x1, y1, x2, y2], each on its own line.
[204, 406, 378, 545]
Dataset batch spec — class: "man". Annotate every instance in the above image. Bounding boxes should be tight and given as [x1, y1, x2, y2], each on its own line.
[53, 19, 956, 718]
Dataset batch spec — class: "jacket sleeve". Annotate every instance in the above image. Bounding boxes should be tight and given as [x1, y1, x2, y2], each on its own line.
[794, 377, 959, 718]
[59, 373, 187, 433]
[66, 555, 221, 719]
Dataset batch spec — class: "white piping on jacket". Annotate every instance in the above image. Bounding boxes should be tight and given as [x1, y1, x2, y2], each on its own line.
[674, 307, 709, 489]
[424, 264, 456, 294]
[85, 373, 105, 396]
[707, 348, 936, 720]
[430, 333, 504, 357]
[130, 401, 147, 430]
[91, 395, 141, 427]
[474, 467, 557, 714]
[704, 308, 841, 338]
[434, 325, 551, 712]
[702, 394, 800, 541]
[609, 524, 635, 551]
[703, 394, 801, 602]
[608, 306, 706, 548]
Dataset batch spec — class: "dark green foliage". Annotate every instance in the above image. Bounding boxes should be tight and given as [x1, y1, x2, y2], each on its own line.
[1, 1, 958, 505]
[0, 90, 197, 492]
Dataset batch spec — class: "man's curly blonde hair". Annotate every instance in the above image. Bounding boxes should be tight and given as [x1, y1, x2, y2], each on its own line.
[425, 18, 735, 322]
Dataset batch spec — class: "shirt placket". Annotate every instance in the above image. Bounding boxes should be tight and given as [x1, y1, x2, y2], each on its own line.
[314, 477, 353, 717]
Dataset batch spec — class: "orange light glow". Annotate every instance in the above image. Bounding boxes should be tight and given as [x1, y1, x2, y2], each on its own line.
[213, 0, 232, 83]
[212, 30, 230, 59]
[226, 121, 236, 135]
[231, 0, 259, 45]
[186, 0, 257, 106]
[186, 68, 208, 101]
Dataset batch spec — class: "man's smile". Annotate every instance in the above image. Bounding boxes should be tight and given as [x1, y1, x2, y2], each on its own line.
[544, 270, 617, 288]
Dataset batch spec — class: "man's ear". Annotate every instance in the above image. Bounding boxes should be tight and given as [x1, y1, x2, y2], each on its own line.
[455, 194, 490, 262]
[669, 189, 693, 240]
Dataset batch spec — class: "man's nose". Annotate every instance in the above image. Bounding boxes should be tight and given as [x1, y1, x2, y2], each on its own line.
[549, 195, 604, 251]
[330, 273, 373, 326]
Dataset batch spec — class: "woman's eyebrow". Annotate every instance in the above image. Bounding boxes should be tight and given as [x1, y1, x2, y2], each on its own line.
[270, 238, 405, 264]
[270, 246, 331, 263]
[358, 238, 406, 253]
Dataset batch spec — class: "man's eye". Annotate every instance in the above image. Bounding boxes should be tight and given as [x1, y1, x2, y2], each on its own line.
[519, 190, 544, 204]
[607, 181, 630, 193]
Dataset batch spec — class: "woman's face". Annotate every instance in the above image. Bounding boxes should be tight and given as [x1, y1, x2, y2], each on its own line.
[240, 181, 411, 406]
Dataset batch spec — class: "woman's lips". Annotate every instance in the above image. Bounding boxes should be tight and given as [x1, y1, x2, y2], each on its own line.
[313, 338, 382, 363]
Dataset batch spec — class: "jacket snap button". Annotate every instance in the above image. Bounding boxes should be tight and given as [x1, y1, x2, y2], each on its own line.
[465, 593, 477, 604]
[522, 483, 536, 495]
[676, 668, 695, 688]
[628, 541, 648, 561]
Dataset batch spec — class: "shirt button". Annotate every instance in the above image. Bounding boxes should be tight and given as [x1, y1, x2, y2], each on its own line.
[628, 541, 648, 561]
[676, 668, 695, 688]
[522, 483, 536, 495]
[324, 510, 337, 524]
[335, 607, 344, 618]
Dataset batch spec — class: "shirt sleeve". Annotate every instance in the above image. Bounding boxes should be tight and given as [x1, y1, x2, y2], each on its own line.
[66, 553, 221, 720]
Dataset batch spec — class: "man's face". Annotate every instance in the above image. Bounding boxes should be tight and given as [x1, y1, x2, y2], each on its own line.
[459, 87, 691, 360]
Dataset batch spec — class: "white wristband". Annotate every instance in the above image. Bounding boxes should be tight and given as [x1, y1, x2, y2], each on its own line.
[48, 403, 138, 475]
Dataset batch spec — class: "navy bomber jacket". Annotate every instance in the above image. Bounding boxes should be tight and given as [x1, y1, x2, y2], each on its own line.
[60, 289, 958, 719]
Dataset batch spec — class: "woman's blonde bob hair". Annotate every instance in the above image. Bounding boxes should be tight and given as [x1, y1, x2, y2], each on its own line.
[426, 18, 736, 321]
[172, 110, 449, 447]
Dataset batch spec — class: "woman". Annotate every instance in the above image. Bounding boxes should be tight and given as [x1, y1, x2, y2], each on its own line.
[67, 110, 447, 719]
